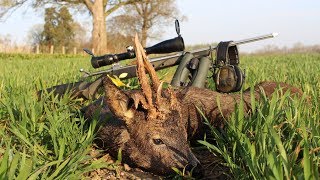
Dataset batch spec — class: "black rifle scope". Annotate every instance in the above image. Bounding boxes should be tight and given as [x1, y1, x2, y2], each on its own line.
[91, 36, 185, 69]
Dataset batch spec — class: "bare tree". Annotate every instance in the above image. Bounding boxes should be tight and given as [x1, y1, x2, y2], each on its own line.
[109, 0, 183, 47]
[0, 0, 139, 54]
[28, 24, 43, 46]
[72, 22, 89, 49]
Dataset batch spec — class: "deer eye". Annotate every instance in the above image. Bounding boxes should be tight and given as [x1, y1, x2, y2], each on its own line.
[153, 138, 164, 145]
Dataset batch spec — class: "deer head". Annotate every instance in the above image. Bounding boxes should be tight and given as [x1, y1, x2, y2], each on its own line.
[102, 35, 201, 175]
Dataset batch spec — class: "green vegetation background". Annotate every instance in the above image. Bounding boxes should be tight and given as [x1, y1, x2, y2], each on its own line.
[0, 53, 319, 179]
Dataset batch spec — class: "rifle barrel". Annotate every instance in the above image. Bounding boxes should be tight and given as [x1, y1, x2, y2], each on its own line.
[190, 33, 278, 55]
[232, 33, 278, 46]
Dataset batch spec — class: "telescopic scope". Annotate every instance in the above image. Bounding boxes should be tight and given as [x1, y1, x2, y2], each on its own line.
[91, 36, 185, 69]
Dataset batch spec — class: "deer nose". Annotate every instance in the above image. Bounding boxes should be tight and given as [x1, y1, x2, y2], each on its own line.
[188, 151, 200, 167]
[185, 163, 204, 178]
[186, 153, 204, 177]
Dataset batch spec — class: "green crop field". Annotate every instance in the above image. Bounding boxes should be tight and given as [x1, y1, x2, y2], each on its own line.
[0, 53, 319, 179]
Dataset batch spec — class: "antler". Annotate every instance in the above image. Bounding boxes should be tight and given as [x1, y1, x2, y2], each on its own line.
[133, 34, 180, 119]
[134, 34, 159, 118]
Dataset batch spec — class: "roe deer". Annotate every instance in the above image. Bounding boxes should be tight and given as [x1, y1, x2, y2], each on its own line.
[84, 35, 303, 176]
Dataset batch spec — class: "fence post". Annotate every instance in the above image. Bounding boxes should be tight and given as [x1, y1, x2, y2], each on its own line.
[50, 45, 54, 54]
[36, 45, 40, 54]
[73, 47, 77, 55]
[62, 46, 65, 54]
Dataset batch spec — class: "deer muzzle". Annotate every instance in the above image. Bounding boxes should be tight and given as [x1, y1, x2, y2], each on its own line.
[185, 151, 204, 177]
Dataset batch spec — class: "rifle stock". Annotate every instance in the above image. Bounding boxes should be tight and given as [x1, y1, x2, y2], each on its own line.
[37, 77, 103, 100]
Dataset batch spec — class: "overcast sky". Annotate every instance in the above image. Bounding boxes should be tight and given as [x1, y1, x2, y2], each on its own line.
[0, 0, 320, 52]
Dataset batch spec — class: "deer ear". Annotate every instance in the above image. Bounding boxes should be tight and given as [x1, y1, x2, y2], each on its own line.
[103, 77, 134, 125]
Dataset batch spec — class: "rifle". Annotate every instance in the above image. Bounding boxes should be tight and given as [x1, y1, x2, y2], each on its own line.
[38, 20, 278, 100]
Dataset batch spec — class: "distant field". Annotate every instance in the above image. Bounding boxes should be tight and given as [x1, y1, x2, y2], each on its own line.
[0, 53, 319, 179]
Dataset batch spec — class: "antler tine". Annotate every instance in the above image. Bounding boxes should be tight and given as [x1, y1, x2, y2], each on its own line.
[134, 34, 157, 116]
[156, 81, 164, 107]
[136, 36, 161, 93]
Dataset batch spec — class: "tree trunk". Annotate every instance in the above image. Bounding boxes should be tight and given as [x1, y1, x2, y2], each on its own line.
[141, 20, 148, 47]
[92, 0, 107, 54]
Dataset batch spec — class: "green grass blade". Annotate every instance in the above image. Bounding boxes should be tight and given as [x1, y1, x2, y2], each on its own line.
[47, 157, 71, 180]
[27, 160, 62, 180]
[8, 152, 20, 180]
[269, 127, 289, 179]
[16, 158, 33, 180]
[303, 141, 311, 180]
[0, 145, 10, 179]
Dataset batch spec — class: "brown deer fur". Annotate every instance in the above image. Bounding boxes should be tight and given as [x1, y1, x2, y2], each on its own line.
[83, 35, 303, 175]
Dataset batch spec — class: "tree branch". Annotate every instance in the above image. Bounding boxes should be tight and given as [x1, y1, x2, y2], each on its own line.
[133, 3, 142, 16]
[0, 0, 28, 19]
[82, 0, 93, 12]
[105, 0, 138, 16]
